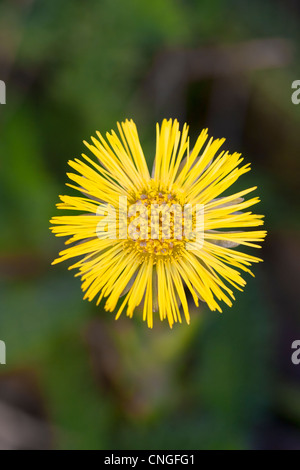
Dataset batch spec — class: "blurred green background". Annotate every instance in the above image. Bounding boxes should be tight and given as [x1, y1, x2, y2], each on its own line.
[0, 0, 299, 450]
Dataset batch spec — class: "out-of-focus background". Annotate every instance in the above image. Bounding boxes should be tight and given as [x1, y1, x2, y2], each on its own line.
[0, 0, 299, 450]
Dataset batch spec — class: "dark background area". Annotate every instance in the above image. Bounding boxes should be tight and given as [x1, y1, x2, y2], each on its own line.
[0, 0, 299, 449]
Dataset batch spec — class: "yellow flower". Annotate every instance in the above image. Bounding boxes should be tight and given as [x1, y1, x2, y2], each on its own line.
[50, 119, 266, 328]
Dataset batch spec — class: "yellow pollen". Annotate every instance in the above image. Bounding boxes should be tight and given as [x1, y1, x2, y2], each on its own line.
[123, 183, 188, 263]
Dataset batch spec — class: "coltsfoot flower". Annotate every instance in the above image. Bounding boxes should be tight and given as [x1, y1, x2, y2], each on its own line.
[50, 119, 266, 328]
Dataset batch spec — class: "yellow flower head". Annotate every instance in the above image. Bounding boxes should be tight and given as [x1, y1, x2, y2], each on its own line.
[50, 119, 266, 328]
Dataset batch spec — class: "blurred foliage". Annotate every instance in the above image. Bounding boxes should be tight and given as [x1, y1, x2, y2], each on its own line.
[0, 0, 299, 450]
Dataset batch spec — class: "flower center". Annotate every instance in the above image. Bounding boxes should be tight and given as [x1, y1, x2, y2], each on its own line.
[122, 182, 190, 262]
